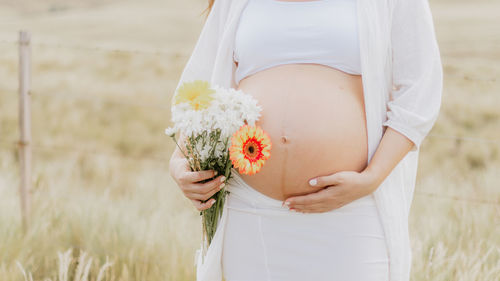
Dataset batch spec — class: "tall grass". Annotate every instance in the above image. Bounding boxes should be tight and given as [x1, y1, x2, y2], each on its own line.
[0, 0, 499, 280]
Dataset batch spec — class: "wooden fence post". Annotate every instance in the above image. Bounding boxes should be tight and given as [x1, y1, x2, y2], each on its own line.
[18, 30, 32, 231]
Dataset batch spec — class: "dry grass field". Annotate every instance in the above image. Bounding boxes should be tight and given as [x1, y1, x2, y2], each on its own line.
[0, 0, 499, 280]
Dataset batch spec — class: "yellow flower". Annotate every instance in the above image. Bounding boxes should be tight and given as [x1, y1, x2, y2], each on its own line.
[229, 124, 272, 175]
[173, 80, 215, 110]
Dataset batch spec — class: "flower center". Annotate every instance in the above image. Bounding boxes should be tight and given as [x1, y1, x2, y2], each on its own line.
[243, 139, 261, 161]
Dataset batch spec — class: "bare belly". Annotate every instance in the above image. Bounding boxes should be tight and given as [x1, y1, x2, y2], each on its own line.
[235, 63, 368, 201]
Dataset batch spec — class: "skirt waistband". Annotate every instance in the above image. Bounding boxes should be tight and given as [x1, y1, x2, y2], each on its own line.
[226, 169, 286, 209]
[225, 168, 377, 215]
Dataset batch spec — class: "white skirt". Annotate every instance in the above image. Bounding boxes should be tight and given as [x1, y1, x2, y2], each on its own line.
[195, 169, 389, 281]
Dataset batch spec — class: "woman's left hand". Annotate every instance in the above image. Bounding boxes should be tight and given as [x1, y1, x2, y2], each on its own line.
[282, 170, 380, 213]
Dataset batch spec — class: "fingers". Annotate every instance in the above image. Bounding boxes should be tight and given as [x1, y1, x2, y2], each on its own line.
[284, 188, 327, 206]
[184, 175, 225, 200]
[191, 198, 216, 211]
[289, 202, 324, 212]
[309, 173, 344, 188]
[172, 157, 218, 184]
[182, 169, 219, 184]
[186, 183, 224, 202]
[290, 200, 345, 213]
[197, 175, 226, 194]
[169, 157, 225, 211]
[284, 187, 344, 213]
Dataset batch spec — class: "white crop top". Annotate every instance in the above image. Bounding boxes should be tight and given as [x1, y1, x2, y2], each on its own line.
[233, 0, 362, 86]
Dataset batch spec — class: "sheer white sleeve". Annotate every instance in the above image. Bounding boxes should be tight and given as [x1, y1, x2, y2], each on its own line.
[173, 0, 229, 95]
[383, 0, 444, 151]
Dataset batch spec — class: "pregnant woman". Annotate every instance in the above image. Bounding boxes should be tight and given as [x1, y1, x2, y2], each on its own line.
[168, 0, 443, 280]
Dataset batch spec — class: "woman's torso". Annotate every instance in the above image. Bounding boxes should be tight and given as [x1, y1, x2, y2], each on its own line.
[233, 0, 368, 201]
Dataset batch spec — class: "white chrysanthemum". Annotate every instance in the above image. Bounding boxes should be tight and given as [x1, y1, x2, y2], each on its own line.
[196, 141, 212, 163]
[164, 126, 177, 137]
[214, 141, 228, 158]
[168, 83, 263, 163]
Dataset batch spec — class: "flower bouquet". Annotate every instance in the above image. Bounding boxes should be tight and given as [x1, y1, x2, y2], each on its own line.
[165, 80, 272, 257]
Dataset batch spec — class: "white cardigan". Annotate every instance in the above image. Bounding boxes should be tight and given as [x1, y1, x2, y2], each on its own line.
[173, 0, 443, 280]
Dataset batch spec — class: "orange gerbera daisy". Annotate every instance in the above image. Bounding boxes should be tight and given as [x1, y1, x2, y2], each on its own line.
[229, 124, 272, 175]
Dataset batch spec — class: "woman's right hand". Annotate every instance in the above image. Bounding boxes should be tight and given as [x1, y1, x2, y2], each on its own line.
[169, 154, 226, 211]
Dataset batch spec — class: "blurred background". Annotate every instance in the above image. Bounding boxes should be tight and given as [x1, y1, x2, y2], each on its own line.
[0, 0, 498, 280]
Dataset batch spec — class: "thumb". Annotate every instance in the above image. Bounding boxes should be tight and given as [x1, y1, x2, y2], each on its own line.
[309, 172, 344, 187]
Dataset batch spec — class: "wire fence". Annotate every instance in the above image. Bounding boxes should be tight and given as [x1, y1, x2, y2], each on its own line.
[32, 89, 170, 111]
[0, 38, 184, 57]
[0, 33, 499, 210]
[0, 138, 168, 163]
[426, 133, 500, 145]
[415, 191, 500, 206]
